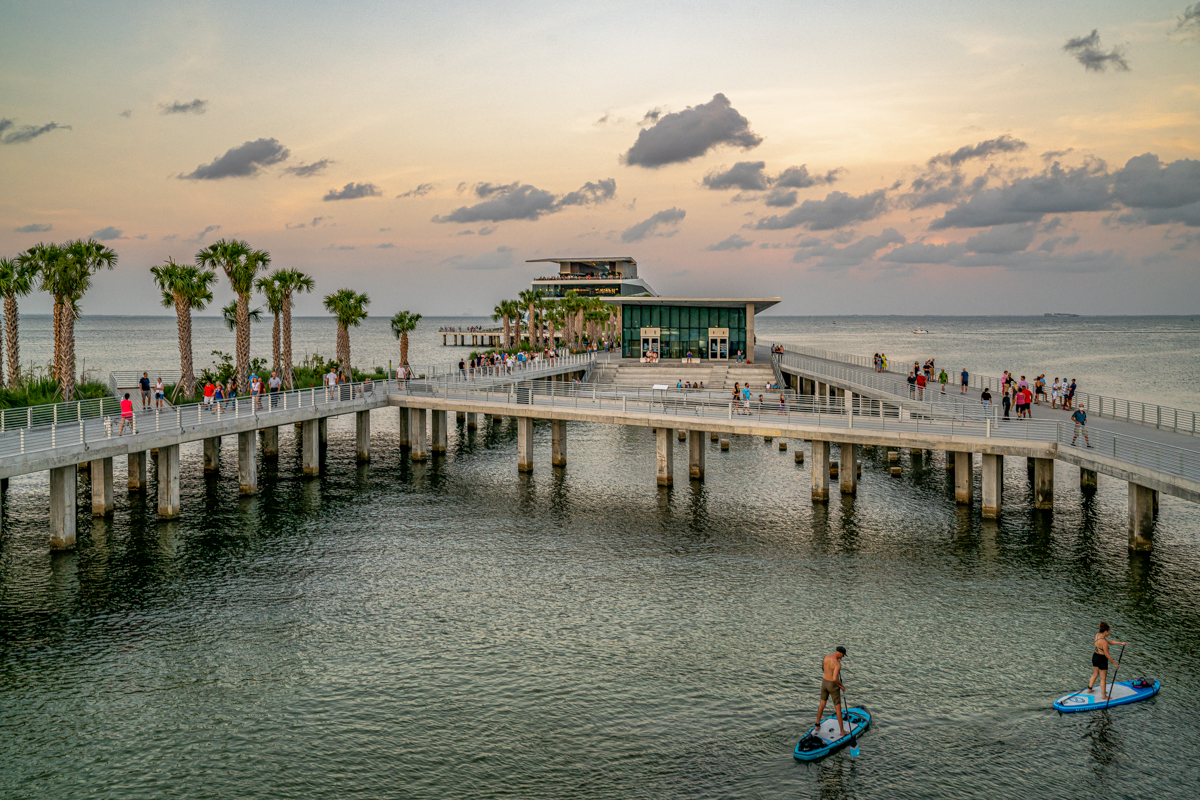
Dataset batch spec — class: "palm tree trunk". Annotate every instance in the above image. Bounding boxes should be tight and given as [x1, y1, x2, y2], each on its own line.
[175, 295, 195, 398]
[272, 311, 281, 378]
[61, 305, 76, 401]
[3, 295, 17, 387]
[401, 331, 409, 366]
[341, 326, 351, 381]
[235, 292, 251, 391]
[52, 301, 62, 381]
[282, 293, 294, 390]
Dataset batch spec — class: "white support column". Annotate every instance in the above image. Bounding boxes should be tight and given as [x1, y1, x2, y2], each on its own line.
[1034, 457, 1054, 510]
[91, 456, 114, 516]
[301, 419, 320, 476]
[238, 431, 258, 495]
[49, 464, 77, 549]
[397, 406, 411, 449]
[656, 426, 674, 486]
[839, 443, 857, 495]
[517, 417, 534, 473]
[954, 451, 973, 504]
[1128, 483, 1157, 552]
[811, 440, 830, 501]
[411, 409, 428, 462]
[203, 436, 221, 472]
[981, 454, 1002, 518]
[431, 409, 446, 455]
[262, 426, 279, 459]
[689, 430, 705, 480]
[128, 450, 147, 493]
[158, 443, 181, 518]
[356, 410, 371, 461]
[551, 419, 567, 467]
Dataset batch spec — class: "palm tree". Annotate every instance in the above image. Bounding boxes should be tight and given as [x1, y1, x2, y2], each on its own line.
[271, 268, 315, 389]
[152, 258, 217, 398]
[0, 256, 37, 387]
[197, 239, 270, 392]
[492, 303, 510, 350]
[256, 273, 286, 378]
[43, 239, 117, 401]
[390, 310, 422, 366]
[560, 291, 586, 352]
[222, 300, 263, 331]
[16, 243, 65, 380]
[518, 288, 543, 350]
[543, 301, 563, 353]
[323, 289, 370, 381]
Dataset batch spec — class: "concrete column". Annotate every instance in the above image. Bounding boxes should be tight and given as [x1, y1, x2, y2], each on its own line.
[237, 431, 258, 495]
[411, 409, 428, 462]
[945, 450, 955, 470]
[517, 417, 534, 472]
[203, 436, 221, 472]
[656, 426, 674, 486]
[456, 411, 466, 425]
[128, 451, 147, 492]
[301, 419, 320, 476]
[982, 454, 1002, 518]
[1128, 483, 1157, 551]
[467, 412, 478, 431]
[49, 464, 77, 549]
[318, 417, 328, 445]
[262, 426, 279, 459]
[811, 440, 830, 501]
[431, 409, 446, 455]
[1081, 467, 1098, 495]
[839, 443, 857, 495]
[356, 410, 371, 461]
[398, 406, 411, 449]
[689, 429, 705, 480]
[745, 302, 755, 363]
[1034, 458, 1054, 510]
[91, 457, 114, 516]
[954, 451, 973, 504]
[551, 419, 567, 466]
[158, 443, 180, 518]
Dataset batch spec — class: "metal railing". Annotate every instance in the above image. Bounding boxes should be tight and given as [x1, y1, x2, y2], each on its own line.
[108, 370, 182, 397]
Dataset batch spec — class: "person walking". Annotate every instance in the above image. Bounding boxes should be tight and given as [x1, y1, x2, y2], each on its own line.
[980, 386, 992, 408]
[915, 370, 926, 401]
[960, 368, 969, 394]
[1088, 622, 1127, 701]
[269, 370, 281, 407]
[139, 372, 152, 411]
[118, 392, 135, 435]
[212, 382, 224, 414]
[154, 376, 165, 409]
[938, 367, 948, 394]
[204, 380, 215, 410]
[325, 367, 338, 401]
[1071, 405, 1091, 447]
[1002, 386, 1011, 419]
[1066, 379, 1077, 412]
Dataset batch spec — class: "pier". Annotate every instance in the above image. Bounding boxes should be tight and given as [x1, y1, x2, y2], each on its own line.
[2, 348, 1198, 554]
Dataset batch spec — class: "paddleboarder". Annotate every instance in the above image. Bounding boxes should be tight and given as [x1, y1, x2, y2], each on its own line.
[816, 647, 849, 737]
[1089, 622, 1127, 701]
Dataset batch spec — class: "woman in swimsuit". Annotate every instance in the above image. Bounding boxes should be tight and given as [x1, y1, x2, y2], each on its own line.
[1089, 621, 1127, 700]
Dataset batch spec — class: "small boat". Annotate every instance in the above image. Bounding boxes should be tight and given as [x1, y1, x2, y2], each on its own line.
[794, 707, 870, 761]
[1053, 679, 1159, 712]
[912, 328, 929, 334]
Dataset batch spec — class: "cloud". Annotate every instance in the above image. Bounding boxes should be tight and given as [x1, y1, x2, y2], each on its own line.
[1174, 4, 1200, 37]
[928, 162, 1112, 229]
[283, 159, 333, 178]
[188, 224, 221, 243]
[446, 245, 518, 270]
[1111, 153, 1200, 214]
[1037, 234, 1080, 252]
[378, 242, 396, 249]
[180, 138, 290, 179]
[764, 189, 797, 207]
[119, 109, 132, 118]
[159, 99, 208, 115]
[928, 135, 1027, 167]
[397, 182, 435, 198]
[963, 223, 1037, 253]
[1040, 216, 1064, 233]
[793, 228, 906, 271]
[883, 241, 968, 264]
[595, 112, 611, 126]
[703, 161, 769, 191]
[775, 165, 842, 188]
[0, 118, 71, 145]
[323, 182, 382, 201]
[707, 234, 753, 251]
[1063, 29, 1130, 72]
[755, 189, 888, 231]
[622, 93, 761, 168]
[640, 108, 663, 126]
[879, 234, 1121, 273]
[90, 226, 123, 240]
[478, 225, 497, 236]
[13, 223, 52, 233]
[621, 207, 686, 242]
[432, 178, 615, 223]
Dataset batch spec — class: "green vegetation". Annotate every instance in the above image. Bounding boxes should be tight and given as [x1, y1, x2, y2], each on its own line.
[0, 371, 108, 410]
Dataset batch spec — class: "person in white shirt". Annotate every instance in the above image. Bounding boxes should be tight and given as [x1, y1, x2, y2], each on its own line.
[325, 368, 338, 400]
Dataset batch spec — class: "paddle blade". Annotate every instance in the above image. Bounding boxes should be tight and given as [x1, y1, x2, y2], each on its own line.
[849, 739, 860, 757]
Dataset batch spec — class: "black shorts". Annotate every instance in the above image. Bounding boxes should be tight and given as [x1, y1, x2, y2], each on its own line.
[1092, 652, 1109, 670]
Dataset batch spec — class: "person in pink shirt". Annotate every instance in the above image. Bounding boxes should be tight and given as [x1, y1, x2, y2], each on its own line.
[118, 392, 134, 435]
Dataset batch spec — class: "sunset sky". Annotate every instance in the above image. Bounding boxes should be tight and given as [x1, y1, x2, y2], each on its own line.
[2, 0, 1198, 316]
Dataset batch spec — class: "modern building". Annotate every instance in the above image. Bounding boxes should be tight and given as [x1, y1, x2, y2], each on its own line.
[607, 296, 780, 363]
[527, 256, 656, 298]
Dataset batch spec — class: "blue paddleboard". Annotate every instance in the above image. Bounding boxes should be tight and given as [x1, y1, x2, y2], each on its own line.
[794, 707, 870, 761]
[1054, 679, 1159, 713]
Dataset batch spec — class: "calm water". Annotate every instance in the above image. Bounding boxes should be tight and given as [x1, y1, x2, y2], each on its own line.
[2, 316, 1200, 799]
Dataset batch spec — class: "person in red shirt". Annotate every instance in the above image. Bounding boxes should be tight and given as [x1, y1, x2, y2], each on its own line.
[203, 380, 215, 410]
[915, 371, 927, 400]
[118, 392, 134, 435]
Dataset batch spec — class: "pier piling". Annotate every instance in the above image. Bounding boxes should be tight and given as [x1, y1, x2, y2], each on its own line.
[689, 429, 705, 480]
[811, 440, 830, 501]
[128, 451, 147, 493]
[656, 427, 674, 486]
[1129, 483, 1157, 551]
[1034, 458, 1054, 510]
[552, 420, 567, 467]
[49, 464, 76, 549]
[158, 444, 180, 518]
[431, 410, 447, 455]
[301, 419, 320, 475]
[840, 443, 858, 495]
[203, 436, 221, 472]
[1080, 467, 1098, 495]
[238, 431, 258, 495]
[954, 451, 973, 505]
[91, 457, 114, 516]
[357, 411, 372, 461]
[262, 426, 279, 459]
[517, 417, 534, 472]
[411, 409, 428, 462]
[982, 454, 1002, 518]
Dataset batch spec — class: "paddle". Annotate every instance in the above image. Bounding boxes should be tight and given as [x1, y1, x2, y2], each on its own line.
[841, 682, 859, 757]
[1103, 644, 1127, 711]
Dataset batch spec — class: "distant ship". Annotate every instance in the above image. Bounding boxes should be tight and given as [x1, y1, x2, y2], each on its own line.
[1044, 312, 1080, 317]
[912, 328, 929, 334]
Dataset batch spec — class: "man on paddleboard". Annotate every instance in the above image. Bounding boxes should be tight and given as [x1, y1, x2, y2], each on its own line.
[816, 647, 849, 736]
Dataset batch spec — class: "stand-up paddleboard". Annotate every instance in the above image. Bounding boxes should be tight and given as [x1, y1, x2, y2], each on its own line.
[1054, 679, 1159, 712]
[794, 708, 870, 761]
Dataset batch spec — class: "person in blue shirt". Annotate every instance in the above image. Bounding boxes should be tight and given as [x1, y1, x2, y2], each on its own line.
[960, 368, 969, 394]
[1071, 406, 1091, 447]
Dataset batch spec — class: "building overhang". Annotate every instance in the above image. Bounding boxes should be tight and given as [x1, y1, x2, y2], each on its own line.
[603, 296, 781, 315]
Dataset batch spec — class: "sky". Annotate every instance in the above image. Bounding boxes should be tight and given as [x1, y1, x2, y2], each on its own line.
[1, 0, 1199, 317]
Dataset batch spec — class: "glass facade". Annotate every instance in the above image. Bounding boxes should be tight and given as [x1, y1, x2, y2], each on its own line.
[620, 304, 747, 359]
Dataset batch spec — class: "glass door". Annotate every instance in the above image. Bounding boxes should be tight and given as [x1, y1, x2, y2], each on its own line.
[642, 336, 660, 359]
[709, 336, 728, 360]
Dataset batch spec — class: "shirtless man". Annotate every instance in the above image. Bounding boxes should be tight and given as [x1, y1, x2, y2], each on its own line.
[816, 646, 849, 736]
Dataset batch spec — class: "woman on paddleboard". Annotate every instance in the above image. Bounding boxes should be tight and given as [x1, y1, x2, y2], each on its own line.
[1089, 622, 1127, 701]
